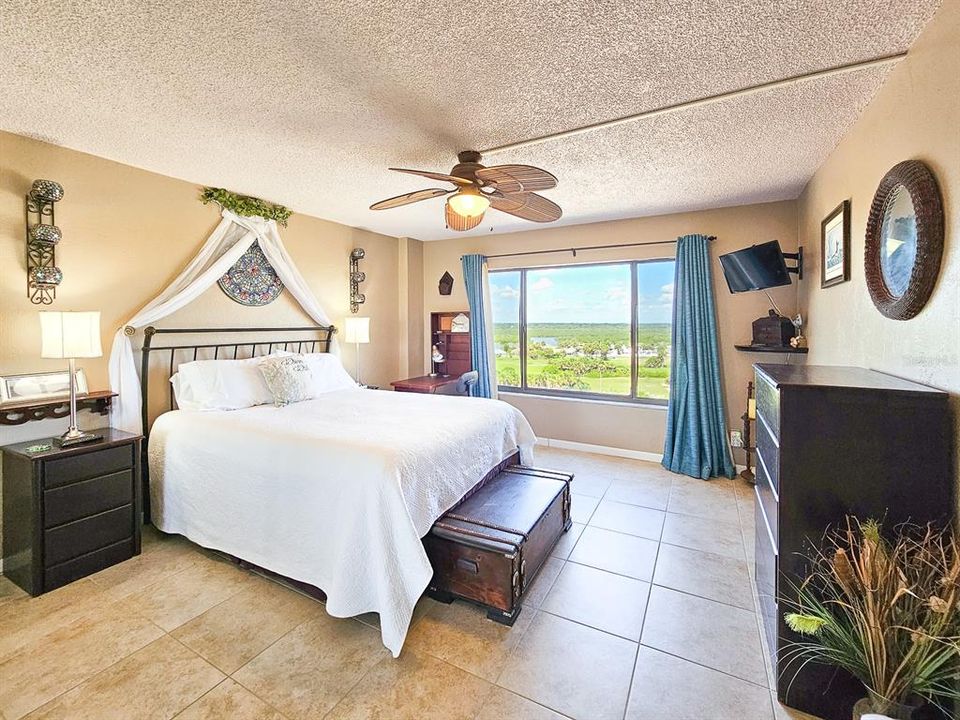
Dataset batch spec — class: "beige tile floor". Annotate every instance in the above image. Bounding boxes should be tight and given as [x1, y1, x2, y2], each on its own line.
[0, 447, 823, 720]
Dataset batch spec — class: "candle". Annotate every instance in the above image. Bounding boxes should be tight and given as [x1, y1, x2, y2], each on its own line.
[748, 398, 756, 420]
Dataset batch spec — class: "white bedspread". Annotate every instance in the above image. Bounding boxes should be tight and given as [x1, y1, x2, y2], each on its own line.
[148, 388, 535, 655]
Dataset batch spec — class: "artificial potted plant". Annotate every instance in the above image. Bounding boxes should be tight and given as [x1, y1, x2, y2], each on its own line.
[783, 518, 959, 720]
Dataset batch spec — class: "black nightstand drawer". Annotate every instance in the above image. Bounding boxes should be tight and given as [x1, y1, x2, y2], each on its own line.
[45, 504, 133, 566]
[44, 470, 133, 528]
[44, 444, 133, 489]
[45, 538, 135, 591]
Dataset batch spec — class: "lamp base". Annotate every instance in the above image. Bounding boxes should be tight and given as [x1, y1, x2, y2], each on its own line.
[54, 429, 103, 448]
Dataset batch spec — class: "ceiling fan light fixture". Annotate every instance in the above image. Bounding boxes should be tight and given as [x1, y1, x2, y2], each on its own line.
[447, 186, 490, 218]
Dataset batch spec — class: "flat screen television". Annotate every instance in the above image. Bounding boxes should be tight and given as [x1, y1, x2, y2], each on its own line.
[719, 240, 792, 293]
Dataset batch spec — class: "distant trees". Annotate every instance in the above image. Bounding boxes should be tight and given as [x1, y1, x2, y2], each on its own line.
[493, 323, 671, 396]
[643, 345, 667, 368]
[498, 366, 520, 386]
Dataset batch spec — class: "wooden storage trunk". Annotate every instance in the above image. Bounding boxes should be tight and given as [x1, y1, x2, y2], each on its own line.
[423, 465, 573, 625]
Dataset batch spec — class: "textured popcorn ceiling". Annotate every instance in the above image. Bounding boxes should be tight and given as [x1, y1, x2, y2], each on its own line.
[0, 1, 940, 240]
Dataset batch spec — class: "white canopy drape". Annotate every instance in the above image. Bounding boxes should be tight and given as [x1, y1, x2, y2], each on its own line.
[109, 209, 339, 434]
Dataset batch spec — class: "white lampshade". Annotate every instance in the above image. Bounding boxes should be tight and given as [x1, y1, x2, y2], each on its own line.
[344, 316, 370, 344]
[40, 311, 102, 359]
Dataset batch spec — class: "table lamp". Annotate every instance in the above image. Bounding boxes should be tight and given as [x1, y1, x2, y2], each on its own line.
[40, 311, 103, 447]
[344, 317, 370, 387]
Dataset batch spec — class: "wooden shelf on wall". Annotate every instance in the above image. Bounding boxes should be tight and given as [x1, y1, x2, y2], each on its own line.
[0, 390, 117, 426]
[734, 344, 809, 354]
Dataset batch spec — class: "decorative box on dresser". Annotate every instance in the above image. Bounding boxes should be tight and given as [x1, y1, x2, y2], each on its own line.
[752, 364, 953, 720]
[1, 429, 142, 596]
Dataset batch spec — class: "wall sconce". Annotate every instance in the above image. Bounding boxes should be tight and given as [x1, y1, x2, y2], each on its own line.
[26, 179, 65, 305]
[350, 247, 366, 314]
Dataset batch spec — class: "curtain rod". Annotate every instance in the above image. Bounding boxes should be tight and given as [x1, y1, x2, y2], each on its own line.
[480, 52, 906, 155]
[469, 235, 716, 261]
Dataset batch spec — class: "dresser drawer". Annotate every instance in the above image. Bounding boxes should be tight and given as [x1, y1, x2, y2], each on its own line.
[44, 445, 134, 489]
[756, 419, 779, 494]
[44, 505, 133, 566]
[44, 470, 133, 528]
[754, 373, 780, 441]
[45, 538, 135, 592]
[755, 461, 779, 545]
[754, 501, 778, 669]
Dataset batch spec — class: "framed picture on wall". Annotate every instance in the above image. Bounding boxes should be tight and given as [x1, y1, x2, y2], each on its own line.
[821, 200, 851, 288]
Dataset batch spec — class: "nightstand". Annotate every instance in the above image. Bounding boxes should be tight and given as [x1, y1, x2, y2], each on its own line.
[1, 429, 142, 596]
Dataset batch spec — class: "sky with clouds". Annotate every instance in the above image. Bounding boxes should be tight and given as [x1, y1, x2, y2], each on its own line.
[490, 261, 675, 325]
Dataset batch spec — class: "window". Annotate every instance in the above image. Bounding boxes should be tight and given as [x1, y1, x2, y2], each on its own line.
[491, 260, 675, 403]
[490, 270, 521, 387]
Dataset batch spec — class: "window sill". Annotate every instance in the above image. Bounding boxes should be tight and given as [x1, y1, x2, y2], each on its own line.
[498, 389, 668, 410]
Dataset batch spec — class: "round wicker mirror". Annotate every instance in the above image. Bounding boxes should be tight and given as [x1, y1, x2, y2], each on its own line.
[865, 160, 943, 320]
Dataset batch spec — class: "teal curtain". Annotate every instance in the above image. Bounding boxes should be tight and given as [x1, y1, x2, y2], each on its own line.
[461, 254, 494, 398]
[662, 234, 735, 479]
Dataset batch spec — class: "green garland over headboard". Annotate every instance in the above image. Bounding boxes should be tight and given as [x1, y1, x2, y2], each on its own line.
[199, 187, 293, 227]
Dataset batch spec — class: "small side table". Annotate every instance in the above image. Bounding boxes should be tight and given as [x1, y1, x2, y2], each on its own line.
[1, 429, 142, 596]
[390, 375, 461, 394]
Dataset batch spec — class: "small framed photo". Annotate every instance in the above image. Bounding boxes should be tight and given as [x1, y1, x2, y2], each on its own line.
[0, 369, 88, 405]
[821, 200, 851, 288]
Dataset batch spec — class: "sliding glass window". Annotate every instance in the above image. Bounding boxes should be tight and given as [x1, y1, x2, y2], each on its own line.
[491, 260, 675, 403]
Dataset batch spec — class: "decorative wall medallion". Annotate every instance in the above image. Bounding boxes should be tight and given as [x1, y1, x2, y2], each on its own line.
[439, 271, 454, 295]
[218, 241, 284, 306]
[865, 160, 943, 320]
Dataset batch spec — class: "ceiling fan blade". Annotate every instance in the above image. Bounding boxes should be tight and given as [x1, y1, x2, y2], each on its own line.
[369, 187, 451, 210]
[445, 202, 485, 231]
[390, 168, 474, 186]
[475, 164, 558, 193]
[489, 192, 562, 223]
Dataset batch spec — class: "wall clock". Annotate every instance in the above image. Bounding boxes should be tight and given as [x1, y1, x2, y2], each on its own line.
[218, 241, 284, 306]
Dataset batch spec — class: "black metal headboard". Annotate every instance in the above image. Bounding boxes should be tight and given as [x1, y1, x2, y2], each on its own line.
[136, 324, 336, 521]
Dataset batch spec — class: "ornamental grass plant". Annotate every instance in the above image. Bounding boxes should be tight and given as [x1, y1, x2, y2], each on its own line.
[783, 518, 960, 718]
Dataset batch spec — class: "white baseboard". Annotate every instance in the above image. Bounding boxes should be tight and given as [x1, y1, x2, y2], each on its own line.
[536, 437, 663, 464]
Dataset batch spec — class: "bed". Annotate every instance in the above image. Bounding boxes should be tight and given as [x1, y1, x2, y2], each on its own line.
[140, 326, 536, 656]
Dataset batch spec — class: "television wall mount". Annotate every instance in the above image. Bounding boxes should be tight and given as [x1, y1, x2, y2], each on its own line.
[783, 246, 803, 280]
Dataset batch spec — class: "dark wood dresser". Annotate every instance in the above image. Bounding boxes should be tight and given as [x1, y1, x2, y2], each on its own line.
[2, 429, 142, 595]
[753, 364, 953, 720]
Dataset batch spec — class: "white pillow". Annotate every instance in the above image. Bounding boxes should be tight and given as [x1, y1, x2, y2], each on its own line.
[170, 373, 203, 411]
[300, 353, 360, 394]
[173, 354, 280, 410]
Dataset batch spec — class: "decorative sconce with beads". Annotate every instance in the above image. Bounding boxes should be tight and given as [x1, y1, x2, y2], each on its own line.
[26, 179, 65, 305]
[350, 248, 366, 314]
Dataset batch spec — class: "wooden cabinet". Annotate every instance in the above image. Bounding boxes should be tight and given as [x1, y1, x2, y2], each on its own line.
[430, 311, 472, 378]
[2, 429, 142, 595]
[753, 364, 953, 720]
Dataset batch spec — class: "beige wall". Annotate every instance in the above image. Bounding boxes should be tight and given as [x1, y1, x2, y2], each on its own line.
[420, 201, 800, 457]
[397, 237, 425, 378]
[0, 130, 406, 422]
[796, 2, 959, 484]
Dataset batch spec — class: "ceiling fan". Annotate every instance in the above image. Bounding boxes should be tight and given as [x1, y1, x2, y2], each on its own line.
[369, 150, 562, 231]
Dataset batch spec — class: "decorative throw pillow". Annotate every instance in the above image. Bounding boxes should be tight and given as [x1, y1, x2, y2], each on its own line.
[258, 356, 314, 406]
